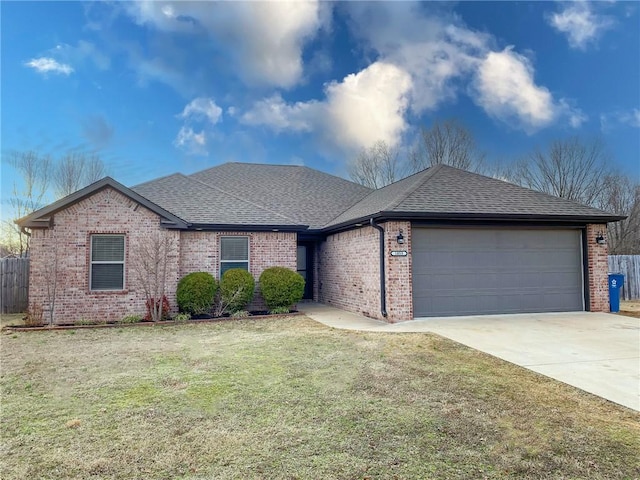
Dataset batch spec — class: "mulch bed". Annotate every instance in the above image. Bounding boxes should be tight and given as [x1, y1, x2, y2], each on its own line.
[3, 311, 302, 332]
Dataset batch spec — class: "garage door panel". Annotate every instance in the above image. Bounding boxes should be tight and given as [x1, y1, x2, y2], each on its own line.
[412, 228, 584, 317]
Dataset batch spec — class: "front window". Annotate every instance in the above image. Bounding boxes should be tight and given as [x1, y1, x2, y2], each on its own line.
[220, 236, 249, 277]
[90, 235, 125, 291]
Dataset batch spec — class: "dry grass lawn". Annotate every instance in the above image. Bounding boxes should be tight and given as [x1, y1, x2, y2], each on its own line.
[1, 316, 639, 479]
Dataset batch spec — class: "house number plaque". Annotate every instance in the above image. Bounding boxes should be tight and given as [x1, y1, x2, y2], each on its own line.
[390, 250, 407, 257]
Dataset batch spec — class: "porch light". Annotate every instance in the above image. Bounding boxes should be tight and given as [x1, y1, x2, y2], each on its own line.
[396, 229, 405, 245]
[595, 231, 606, 245]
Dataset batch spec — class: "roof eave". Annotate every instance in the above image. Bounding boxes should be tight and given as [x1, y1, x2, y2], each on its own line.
[187, 223, 309, 232]
[322, 211, 626, 233]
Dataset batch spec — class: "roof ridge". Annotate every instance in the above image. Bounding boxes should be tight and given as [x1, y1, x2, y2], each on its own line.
[132, 172, 186, 190]
[186, 175, 303, 225]
[386, 164, 444, 211]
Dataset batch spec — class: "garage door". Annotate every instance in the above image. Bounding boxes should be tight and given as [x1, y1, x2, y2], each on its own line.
[412, 228, 584, 317]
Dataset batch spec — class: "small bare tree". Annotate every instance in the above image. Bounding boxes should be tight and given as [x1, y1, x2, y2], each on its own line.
[409, 119, 485, 172]
[54, 151, 107, 198]
[348, 140, 404, 188]
[597, 175, 640, 255]
[131, 232, 175, 322]
[4, 150, 52, 255]
[42, 231, 60, 326]
[511, 137, 611, 206]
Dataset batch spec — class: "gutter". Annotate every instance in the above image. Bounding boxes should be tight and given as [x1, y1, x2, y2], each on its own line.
[369, 218, 388, 318]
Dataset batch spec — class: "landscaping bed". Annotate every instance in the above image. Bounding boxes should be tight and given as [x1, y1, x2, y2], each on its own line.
[2, 311, 302, 331]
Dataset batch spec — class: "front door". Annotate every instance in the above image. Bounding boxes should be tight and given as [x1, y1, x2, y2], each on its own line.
[296, 243, 314, 300]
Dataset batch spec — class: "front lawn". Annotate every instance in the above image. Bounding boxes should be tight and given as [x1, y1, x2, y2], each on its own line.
[1, 317, 638, 479]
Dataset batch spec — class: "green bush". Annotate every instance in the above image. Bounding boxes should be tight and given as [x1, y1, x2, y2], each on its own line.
[259, 267, 305, 311]
[173, 312, 191, 323]
[176, 272, 218, 315]
[220, 269, 255, 313]
[119, 314, 143, 324]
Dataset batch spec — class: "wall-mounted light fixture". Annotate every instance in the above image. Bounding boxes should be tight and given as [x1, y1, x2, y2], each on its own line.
[396, 229, 405, 245]
[595, 231, 606, 245]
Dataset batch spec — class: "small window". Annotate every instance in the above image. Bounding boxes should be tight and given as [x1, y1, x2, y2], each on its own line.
[220, 236, 249, 277]
[90, 235, 125, 291]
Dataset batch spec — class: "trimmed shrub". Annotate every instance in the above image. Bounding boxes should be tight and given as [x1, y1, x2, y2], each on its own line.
[220, 268, 255, 313]
[144, 295, 171, 321]
[259, 267, 305, 311]
[120, 314, 143, 324]
[176, 272, 218, 315]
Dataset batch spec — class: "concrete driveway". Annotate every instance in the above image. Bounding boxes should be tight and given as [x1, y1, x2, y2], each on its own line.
[301, 304, 640, 411]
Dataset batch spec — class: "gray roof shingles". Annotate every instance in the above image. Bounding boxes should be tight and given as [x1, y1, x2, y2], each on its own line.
[132, 172, 303, 227]
[189, 163, 372, 229]
[326, 164, 620, 227]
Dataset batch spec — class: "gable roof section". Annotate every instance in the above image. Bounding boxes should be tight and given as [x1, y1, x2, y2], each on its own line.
[190, 163, 372, 230]
[17, 177, 188, 229]
[132, 173, 307, 229]
[325, 164, 624, 229]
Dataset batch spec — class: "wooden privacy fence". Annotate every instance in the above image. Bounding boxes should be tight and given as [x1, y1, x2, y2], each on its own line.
[1, 257, 29, 314]
[608, 255, 640, 300]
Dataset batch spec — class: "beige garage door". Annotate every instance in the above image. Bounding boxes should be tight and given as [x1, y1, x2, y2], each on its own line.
[412, 228, 585, 317]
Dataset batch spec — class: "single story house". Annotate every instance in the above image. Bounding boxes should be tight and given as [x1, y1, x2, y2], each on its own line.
[18, 162, 623, 323]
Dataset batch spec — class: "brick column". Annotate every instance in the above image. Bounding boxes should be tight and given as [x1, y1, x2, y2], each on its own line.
[586, 224, 609, 312]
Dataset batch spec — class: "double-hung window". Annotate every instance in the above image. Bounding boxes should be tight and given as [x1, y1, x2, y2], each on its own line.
[90, 235, 125, 291]
[220, 237, 249, 277]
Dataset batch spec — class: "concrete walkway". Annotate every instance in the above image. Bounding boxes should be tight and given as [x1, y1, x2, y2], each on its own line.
[299, 302, 640, 412]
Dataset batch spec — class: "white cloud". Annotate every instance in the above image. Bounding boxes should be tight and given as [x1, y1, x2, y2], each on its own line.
[174, 97, 222, 155]
[125, 1, 327, 88]
[472, 48, 560, 132]
[178, 97, 222, 124]
[600, 108, 640, 131]
[24, 57, 74, 75]
[241, 61, 412, 152]
[174, 126, 206, 155]
[547, 2, 614, 50]
[323, 62, 413, 151]
[240, 94, 318, 133]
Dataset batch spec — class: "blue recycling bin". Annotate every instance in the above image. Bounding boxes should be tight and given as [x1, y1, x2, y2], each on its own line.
[608, 273, 625, 313]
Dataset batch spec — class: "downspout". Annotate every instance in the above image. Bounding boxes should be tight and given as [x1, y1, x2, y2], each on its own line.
[369, 218, 388, 318]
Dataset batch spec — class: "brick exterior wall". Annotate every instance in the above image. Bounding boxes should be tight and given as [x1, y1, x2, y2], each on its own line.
[28, 188, 180, 324]
[28, 188, 298, 323]
[586, 223, 609, 312]
[383, 221, 412, 322]
[318, 221, 412, 322]
[318, 226, 382, 319]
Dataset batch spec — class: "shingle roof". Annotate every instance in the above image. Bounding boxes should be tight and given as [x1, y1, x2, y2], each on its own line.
[132, 173, 304, 228]
[325, 164, 622, 228]
[189, 163, 372, 229]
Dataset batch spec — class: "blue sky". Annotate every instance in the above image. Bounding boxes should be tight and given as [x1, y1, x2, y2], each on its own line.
[1, 1, 639, 218]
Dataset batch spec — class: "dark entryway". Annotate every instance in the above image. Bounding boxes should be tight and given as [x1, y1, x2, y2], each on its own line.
[297, 242, 314, 300]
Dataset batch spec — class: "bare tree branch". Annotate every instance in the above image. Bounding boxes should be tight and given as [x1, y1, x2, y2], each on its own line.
[348, 140, 405, 188]
[131, 232, 175, 322]
[511, 137, 611, 206]
[410, 119, 485, 172]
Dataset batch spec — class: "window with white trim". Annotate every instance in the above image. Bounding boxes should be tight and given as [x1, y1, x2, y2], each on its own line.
[90, 235, 125, 291]
[220, 236, 249, 277]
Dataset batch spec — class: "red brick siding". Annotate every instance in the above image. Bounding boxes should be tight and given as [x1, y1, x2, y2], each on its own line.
[318, 226, 382, 319]
[28, 188, 180, 324]
[318, 222, 411, 322]
[384, 221, 412, 322]
[586, 223, 609, 312]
